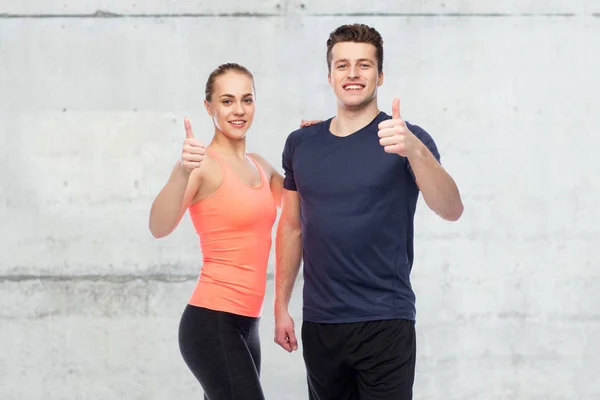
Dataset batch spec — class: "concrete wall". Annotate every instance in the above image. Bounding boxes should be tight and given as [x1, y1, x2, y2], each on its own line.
[1, 1, 599, 399]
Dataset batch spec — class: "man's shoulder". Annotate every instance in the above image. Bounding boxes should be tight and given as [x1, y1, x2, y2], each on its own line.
[404, 120, 440, 161]
[405, 121, 433, 140]
[366, 112, 435, 148]
[285, 119, 331, 146]
[377, 110, 431, 138]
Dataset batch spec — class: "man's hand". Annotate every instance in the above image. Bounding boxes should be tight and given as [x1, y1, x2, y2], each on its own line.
[180, 117, 206, 172]
[274, 309, 298, 353]
[299, 119, 322, 128]
[377, 98, 423, 158]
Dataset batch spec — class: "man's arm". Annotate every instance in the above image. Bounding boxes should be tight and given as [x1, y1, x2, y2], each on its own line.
[275, 188, 302, 310]
[377, 97, 463, 221]
[408, 146, 463, 221]
[273, 188, 302, 352]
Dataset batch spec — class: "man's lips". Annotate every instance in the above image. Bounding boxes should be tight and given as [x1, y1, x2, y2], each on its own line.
[343, 84, 366, 91]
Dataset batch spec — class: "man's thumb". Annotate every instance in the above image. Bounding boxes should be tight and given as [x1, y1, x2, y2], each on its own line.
[392, 97, 401, 120]
[288, 329, 298, 350]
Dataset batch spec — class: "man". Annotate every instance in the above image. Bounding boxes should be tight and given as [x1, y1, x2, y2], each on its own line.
[274, 24, 463, 400]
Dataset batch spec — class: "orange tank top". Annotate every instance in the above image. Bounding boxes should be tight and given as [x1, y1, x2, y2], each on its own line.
[187, 149, 277, 318]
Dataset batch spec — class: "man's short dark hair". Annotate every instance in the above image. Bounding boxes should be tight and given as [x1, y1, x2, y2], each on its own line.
[326, 24, 384, 73]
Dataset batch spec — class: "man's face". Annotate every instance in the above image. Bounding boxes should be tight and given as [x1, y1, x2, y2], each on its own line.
[328, 42, 383, 110]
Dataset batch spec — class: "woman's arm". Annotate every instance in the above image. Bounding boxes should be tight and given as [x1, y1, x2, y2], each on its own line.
[149, 117, 207, 238]
[149, 163, 204, 238]
[249, 153, 283, 208]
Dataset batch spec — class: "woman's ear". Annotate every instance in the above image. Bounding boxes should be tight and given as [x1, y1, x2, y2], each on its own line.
[204, 99, 212, 116]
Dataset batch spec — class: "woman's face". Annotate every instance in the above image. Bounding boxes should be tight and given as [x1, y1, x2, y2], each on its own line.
[205, 71, 255, 140]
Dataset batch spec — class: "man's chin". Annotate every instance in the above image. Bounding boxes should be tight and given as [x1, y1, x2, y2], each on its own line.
[340, 98, 372, 110]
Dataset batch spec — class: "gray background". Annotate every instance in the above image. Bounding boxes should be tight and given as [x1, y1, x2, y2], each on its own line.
[1, 0, 599, 399]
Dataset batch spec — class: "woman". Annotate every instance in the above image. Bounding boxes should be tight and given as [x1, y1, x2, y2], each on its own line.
[149, 63, 282, 400]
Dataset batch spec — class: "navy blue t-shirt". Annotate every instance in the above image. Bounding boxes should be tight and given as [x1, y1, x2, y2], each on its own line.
[282, 111, 441, 324]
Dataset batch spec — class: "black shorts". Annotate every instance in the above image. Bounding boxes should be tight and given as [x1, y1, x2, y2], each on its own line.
[302, 319, 416, 400]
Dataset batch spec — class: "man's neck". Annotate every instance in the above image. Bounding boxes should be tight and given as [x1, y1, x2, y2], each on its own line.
[330, 101, 381, 137]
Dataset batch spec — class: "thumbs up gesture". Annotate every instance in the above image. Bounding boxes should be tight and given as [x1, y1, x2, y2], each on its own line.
[180, 117, 206, 173]
[377, 98, 419, 158]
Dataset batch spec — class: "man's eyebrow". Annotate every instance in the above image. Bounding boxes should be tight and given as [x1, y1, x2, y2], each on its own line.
[334, 58, 374, 64]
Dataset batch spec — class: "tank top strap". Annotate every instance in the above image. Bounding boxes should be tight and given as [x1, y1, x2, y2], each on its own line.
[205, 147, 231, 175]
[246, 153, 268, 182]
[206, 147, 267, 185]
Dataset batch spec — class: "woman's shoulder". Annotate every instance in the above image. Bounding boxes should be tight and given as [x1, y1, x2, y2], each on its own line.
[247, 152, 274, 174]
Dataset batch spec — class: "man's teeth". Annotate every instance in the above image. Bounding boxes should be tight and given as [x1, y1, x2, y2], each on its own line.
[345, 85, 364, 90]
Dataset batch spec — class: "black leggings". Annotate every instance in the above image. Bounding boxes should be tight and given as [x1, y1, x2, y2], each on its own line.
[178, 304, 265, 400]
